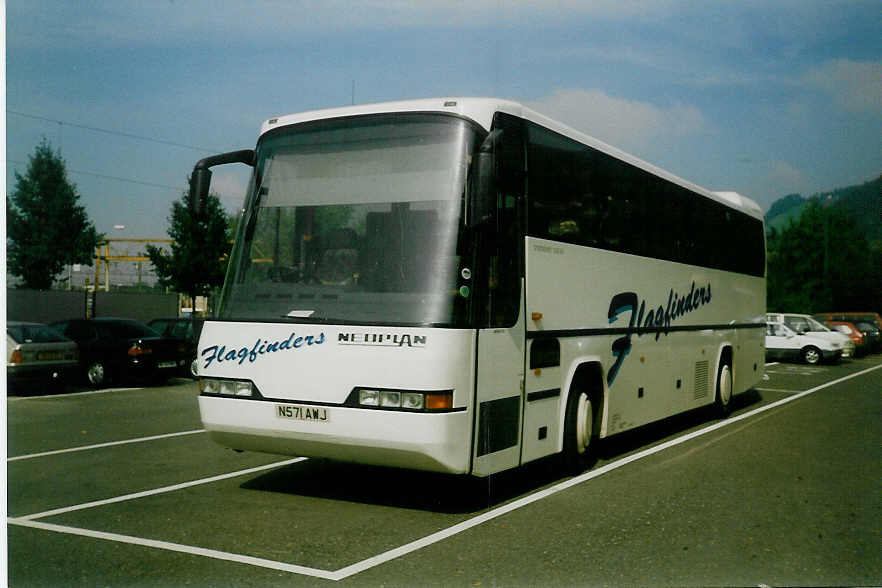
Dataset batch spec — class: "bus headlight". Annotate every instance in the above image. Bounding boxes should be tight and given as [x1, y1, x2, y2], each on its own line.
[380, 390, 401, 407]
[401, 392, 424, 410]
[359, 389, 380, 406]
[200, 377, 254, 397]
[349, 388, 451, 412]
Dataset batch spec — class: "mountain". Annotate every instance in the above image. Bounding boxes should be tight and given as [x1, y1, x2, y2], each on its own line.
[765, 175, 881, 243]
[765, 193, 810, 232]
[766, 193, 805, 219]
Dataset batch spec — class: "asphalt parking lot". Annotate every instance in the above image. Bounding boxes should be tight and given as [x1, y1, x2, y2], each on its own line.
[7, 356, 882, 586]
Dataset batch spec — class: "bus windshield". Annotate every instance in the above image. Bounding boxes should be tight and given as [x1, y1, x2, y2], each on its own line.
[218, 114, 482, 327]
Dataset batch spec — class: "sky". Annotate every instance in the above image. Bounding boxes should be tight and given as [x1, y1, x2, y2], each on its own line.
[5, 0, 882, 239]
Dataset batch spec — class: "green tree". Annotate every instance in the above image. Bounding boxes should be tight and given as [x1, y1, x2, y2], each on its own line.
[145, 186, 231, 315]
[767, 200, 874, 313]
[7, 140, 102, 289]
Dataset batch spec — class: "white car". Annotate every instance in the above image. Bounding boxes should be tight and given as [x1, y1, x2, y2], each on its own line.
[766, 313, 855, 358]
[765, 322, 843, 365]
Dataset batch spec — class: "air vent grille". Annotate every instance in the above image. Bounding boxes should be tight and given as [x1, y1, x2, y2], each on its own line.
[694, 360, 710, 399]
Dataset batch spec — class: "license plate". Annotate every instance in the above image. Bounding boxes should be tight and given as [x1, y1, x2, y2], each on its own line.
[276, 404, 330, 423]
[158, 361, 177, 369]
[37, 351, 64, 360]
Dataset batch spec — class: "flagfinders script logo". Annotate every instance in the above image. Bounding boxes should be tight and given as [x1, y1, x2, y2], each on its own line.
[201, 331, 326, 369]
[607, 281, 712, 386]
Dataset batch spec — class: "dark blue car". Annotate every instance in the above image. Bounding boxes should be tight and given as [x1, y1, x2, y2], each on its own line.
[50, 318, 190, 388]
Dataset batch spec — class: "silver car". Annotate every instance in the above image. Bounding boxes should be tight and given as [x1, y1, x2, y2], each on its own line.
[7, 321, 79, 392]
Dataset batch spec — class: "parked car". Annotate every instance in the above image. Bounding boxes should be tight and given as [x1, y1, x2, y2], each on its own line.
[823, 321, 870, 357]
[765, 322, 843, 365]
[814, 312, 882, 333]
[766, 313, 855, 358]
[6, 322, 79, 392]
[148, 317, 204, 378]
[852, 321, 882, 353]
[50, 318, 190, 387]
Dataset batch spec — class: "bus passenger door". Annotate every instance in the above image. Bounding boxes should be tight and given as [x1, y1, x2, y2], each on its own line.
[472, 294, 526, 476]
[470, 112, 527, 476]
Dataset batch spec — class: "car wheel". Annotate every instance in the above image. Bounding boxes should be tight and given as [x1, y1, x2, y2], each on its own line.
[802, 346, 822, 365]
[189, 358, 199, 379]
[86, 361, 108, 388]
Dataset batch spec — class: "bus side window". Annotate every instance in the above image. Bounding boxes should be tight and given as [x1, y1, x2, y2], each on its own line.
[487, 113, 525, 327]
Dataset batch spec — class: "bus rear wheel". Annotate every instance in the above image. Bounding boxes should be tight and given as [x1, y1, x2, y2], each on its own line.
[563, 389, 596, 473]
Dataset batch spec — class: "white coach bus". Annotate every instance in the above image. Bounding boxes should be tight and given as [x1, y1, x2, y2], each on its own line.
[190, 98, 766, 477]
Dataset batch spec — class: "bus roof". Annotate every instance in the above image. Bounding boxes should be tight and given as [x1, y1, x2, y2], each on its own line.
[260, 97, 763, 220]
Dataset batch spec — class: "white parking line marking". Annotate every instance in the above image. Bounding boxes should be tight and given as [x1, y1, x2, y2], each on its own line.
[332, 362, 882, 581]
[9, 429, 207, 462]
[7, 386, 146, 401]
[15, 457, 307, 521]
[8, 518, 339, 581]
[8, 363, 882, 581]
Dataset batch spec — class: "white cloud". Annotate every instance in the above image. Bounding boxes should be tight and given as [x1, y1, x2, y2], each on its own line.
[527, 88, 709, 153]
[804, 59, 882, 114]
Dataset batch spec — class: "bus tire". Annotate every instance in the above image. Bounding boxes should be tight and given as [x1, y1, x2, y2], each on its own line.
[713, 356, 733, 418]
[562, 387, 596, 474]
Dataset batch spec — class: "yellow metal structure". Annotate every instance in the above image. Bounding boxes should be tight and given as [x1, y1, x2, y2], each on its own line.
[93, 238, 173, 291]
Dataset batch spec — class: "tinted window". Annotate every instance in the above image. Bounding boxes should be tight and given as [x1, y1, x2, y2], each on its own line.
[108, 321, 160, 339]
[100, 321, 160, 339]
[62, 322, 97, 341]
[7, 324, 70, 344]
[525, 122, 765, 277]
[481, 112, 526, 328]
[168, 321, 191, 339]
[149, 320, 174, 335]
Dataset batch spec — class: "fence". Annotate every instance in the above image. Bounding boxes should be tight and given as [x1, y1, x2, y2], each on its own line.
[6, 290, 180, 324]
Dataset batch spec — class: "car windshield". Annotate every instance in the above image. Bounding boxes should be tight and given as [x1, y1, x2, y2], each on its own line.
[803, 317, 831, 332]
[7, 324, 69, 344]
[218, 113, 482, 327]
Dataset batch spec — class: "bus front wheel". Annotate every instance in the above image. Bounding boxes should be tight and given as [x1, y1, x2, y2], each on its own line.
[713, 358, 733, 418]
[563, 388, 596, 473]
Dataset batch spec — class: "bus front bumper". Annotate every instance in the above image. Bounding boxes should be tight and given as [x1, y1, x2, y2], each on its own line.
[199, 395, 473, 474]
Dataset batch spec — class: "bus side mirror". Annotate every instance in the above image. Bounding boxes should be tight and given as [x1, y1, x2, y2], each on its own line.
[188, 149, 255, 217]
[189, 167, 212, 217]
[469, 130, 501, 227]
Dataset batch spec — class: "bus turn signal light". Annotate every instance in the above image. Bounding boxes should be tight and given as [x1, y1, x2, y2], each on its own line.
[425, 392, 453, 410]
[351, 388, 453, 412]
